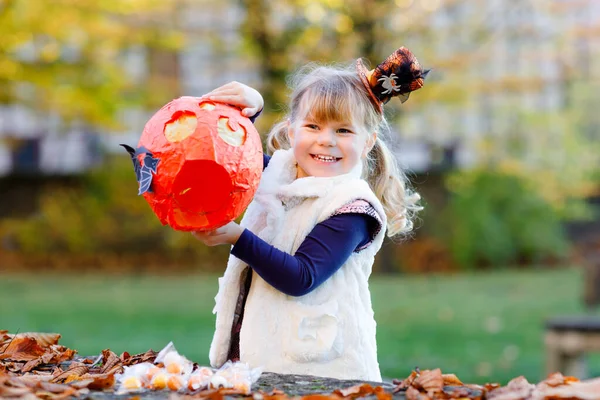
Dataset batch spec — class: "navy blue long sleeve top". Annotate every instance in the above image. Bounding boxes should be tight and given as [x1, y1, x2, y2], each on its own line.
[230, 154, 379, 297]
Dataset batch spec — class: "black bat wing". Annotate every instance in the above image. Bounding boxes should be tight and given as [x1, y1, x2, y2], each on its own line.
[120, 143, 142, 181]
[138, 165, 154, 195]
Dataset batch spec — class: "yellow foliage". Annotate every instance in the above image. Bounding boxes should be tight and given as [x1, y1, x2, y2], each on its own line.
[0, 0, 187, 127]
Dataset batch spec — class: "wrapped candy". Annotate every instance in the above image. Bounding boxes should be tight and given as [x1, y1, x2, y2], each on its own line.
[187, 367, 214, 391]
[114, 362, 154, 393]
[210, 361, 263, 394]
[122, 96, 263, 231]
[116, 343, 263, 395]
[154, 342, 194, 376]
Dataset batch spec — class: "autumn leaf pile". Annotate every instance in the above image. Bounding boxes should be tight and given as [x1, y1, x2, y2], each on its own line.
[389, 367, 600, 400]
[0, 331, 156, 399]
[2, 331, 600, 399]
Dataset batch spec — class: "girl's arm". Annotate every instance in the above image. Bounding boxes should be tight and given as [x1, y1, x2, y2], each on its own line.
[230, 213, 379, 297]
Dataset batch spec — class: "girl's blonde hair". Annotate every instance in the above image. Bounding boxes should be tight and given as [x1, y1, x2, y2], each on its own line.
[266, 63, 422, 237]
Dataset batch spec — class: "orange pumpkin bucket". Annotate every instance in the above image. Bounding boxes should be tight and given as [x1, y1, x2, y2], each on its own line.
[122, 96, 263, 231]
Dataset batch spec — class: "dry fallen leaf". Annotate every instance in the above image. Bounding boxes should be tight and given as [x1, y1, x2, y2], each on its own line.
[393, 370, 419, 392]
[0, 337, 47, 361]
[6, 333, 61, 348]
[413, 368, 444, 393]
[442, 373, 463, 386]
[51, 364, 89, 383]
[333, 383, 391, 399]
[487, 376, 535, 400]
[405, 386, 431, 400]
[121, 349, 157, 366]
[99, 349, 122, 374]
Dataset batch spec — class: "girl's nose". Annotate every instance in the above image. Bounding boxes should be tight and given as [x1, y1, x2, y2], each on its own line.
[317, 128, 336, 146]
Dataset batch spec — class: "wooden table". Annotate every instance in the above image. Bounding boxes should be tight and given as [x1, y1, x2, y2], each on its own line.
[545, 316, 600, 378]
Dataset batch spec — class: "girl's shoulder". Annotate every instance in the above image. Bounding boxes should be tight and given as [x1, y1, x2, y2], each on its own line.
[331, 199, 383, 251]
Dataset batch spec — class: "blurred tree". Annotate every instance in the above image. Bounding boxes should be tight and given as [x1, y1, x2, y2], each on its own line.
[0, 0, 186, 128]
[238, 0, 438, 115]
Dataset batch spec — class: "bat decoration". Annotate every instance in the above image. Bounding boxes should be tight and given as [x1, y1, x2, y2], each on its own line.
[120, 144, 160, 195]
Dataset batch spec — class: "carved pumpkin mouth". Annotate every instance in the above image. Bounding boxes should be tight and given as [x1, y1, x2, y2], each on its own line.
[172, 160, 232, 214]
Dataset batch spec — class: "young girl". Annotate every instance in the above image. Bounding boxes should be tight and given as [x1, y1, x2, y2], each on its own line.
[193, 47, 428, 381]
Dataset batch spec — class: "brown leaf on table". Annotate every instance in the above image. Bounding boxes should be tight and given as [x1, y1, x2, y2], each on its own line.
[0, 337, 46, 361]
[334, 383, 371, 397]
[481, 383, 501, 391]
[3, 374, 88, 399]
[50, 364, 89, 383]
[65, 371, 115, 390]
[102, 363, 123, 376]
[301, 395, 342, 400]
[259, 388, 289, 400]
[21, 357, 44, 373]
[3, 361, 25, 373]
[413, 368, 443, 393]
[540, 372, 580, 388]
[443, 385, 481, 399]
[0, 333, 62, 354]
[39, 380, 79, 394]
[535, 376, 600, 400]
[405, 386, 431, 400]
[0, 384, 34, 398]
[442, 373, 463, 386]
[83, 373, 115, 391]
[333, 383, 390, 398]
[21, 333, 61, 348]
[48, 345, 76, 363]
[392, 370, 419, 392]
[175, 387, 254, 400]
[122, 348, 157, 366]
[487, 376, 534, 400]
[99, 349, 122, 374]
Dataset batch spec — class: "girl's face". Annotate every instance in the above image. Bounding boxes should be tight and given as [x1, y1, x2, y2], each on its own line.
[287, 117, 376, 179]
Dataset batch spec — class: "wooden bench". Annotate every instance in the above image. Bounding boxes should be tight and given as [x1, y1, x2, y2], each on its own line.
[545, 316, 600, 378]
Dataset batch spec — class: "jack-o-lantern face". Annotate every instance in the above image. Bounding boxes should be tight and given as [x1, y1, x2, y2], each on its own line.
[123, 96, 263, 231]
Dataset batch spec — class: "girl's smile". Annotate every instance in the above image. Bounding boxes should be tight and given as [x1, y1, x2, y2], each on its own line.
[310, 154, 342, 163]
[288, 119, 374, 179]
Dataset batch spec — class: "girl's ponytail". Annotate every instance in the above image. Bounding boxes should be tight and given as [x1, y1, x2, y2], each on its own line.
[266, 120, 291, 154]
[366, 137, 422, 238]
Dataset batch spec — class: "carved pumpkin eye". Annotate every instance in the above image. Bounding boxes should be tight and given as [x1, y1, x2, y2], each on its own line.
[164, 111, 197, 143]
[218, 117, 246, 147]
[199, 102, 216, 110]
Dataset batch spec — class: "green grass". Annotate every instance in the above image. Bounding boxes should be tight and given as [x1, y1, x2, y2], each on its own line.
[1, 268, 598, 385]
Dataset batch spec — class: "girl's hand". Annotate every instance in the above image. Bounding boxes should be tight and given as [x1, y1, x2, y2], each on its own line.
[205, 81, 263, 118]
[191, 221, 244, 246]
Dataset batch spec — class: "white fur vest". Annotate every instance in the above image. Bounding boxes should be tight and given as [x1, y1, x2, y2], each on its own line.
[209, 148, 387, 381]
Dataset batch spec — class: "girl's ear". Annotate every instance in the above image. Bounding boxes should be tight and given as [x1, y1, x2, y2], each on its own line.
[286, 119, 295, 145]
[363, 132, 377, 158]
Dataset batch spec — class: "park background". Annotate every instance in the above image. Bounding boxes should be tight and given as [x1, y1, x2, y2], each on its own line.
[1, 0, 600, 386]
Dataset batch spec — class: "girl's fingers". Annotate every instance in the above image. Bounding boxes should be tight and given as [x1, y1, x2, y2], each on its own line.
[206, 91, 238, 100]
[208, 94, 241, 103]
[209, 87, 239, 95]
[241, 107, 257, 117]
